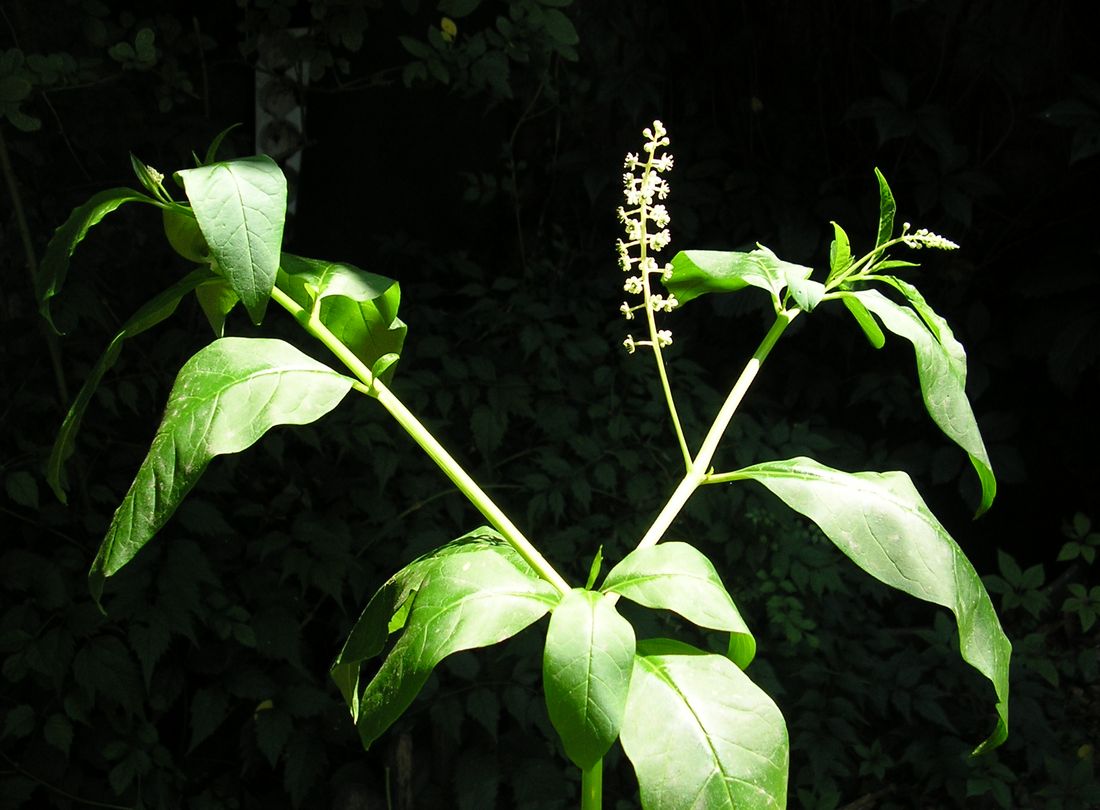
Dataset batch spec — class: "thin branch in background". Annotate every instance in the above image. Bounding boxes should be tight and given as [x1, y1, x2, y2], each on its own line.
[0, 125, 69, 404]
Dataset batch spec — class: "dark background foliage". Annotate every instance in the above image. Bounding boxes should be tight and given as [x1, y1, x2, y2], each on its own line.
[2, 1, 1097, 807]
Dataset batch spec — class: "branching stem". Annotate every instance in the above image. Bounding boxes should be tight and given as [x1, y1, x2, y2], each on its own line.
[634, 310, 797, 552]
[270, 285, 570, 595]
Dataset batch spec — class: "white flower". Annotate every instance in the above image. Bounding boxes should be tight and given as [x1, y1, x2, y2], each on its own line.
[623, 335, 637, 354]
[656, 329, 673, 347]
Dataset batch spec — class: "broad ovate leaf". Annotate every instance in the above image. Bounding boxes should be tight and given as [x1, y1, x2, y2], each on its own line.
[48, 268, 219, 503]
[731, 456, 1010, 753]
[332, 528, 559, 749]
[89, 338, 353, 600]
[38, 188, 157, 331]
[278, 253, 407, 382]
[620, 639, 788, 810]
[853, 287, 996, 515]
[665, 246, 812, 310]
[543, 589, 635, 769]
[178, 156, 287, 324]
[602, 542, 756, 668]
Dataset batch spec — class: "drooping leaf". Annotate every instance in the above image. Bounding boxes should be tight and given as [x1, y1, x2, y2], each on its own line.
[37, 187, 157, 330]
[730, 456, 1010, 753]
[665, 246, 812, 309]
[89, 337, 354, 601]
[47, 268, 218, 504]
[620, 639, 788, 810]
[838, 293, 886, 349]
[178, 156, 287, 324]
[278, 253, 407, 382]
[542, 588, 635, 769]
[331, 528, 560, 749]
[874, 167, 896, 249]
[853, 287, 996, 515]
[602, 542, 756, 668]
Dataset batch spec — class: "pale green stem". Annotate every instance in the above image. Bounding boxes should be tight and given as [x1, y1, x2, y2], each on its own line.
[270, 285, 571, 595]
[633, 310, 798, 552]
[581, 758, 602, 810]
[636, 152, 691, 470]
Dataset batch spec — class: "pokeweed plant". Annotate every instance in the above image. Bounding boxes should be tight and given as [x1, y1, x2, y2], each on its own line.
[39, 120, 1010, 809]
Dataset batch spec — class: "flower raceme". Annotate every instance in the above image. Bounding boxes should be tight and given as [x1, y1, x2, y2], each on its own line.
[617, 120, 678, 355]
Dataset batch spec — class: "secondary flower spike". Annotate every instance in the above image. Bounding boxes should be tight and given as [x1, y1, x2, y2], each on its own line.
[618, 120, 678, 354]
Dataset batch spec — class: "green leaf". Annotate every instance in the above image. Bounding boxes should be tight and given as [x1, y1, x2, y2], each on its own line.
[37, 187, 157, 331]
[731, 456, 1011, 753]
[853, 287, 996, 515]
[332, 528, 560, 749]
[89, 337, 353, 601]
[43, 713, 73, 756]
[542, 9, 579, 45]
[665, 246, 812, 309]
[839, 293, 886, 349]
[584, 545, 603, 590]
[620, 639, 788, 810]
[194, 277, 239, 337]
[828, 220, 852, 280]
[1, 705, 34, 740]
[189, 688, 229, 751]
[278, 253, 407, 382]
[601, 542, 756, 668]
[130, 153, 165, 199]
[438, 0, 482, 17]
[542, 589, 634, 769]
[874, 167, 896, 249]
[203, 123, 241, 165]
[47, 268, 217, 504]
[178, 156, 287, 324]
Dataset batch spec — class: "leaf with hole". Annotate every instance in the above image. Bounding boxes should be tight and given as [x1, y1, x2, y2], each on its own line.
[89, 337, 354, 601]
[730, 456, 1010, 753]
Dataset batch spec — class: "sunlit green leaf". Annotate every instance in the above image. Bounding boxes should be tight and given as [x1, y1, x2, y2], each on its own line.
[839, 293, 886, 349]
[602, 542, 755, 668]
[828, 220, 852, 280]
[178, 156, 287, 324]
[666, 246, 812, 310]
[47, 268, 218, 504]
[730, 456, 1010, 753]
[874, 167, 896, 249]
[543, 589, 634, 769]
[194, 277, 239, 337]
[278, 253, 407, 382]
[620, 639, 788, 810]
[89, 338, 353, 601]
[853, 287, 996, 515]
[332, 528, 560, 748]
[37, 187, 157, 331]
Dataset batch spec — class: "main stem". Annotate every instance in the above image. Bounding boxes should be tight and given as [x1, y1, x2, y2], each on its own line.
[270, 286, 571, 596]
[634, 310, 797, 551]
[580, 759, 602, 810]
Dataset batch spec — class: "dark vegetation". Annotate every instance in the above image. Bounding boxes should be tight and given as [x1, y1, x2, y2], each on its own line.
[2, 1, 1098, 807]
